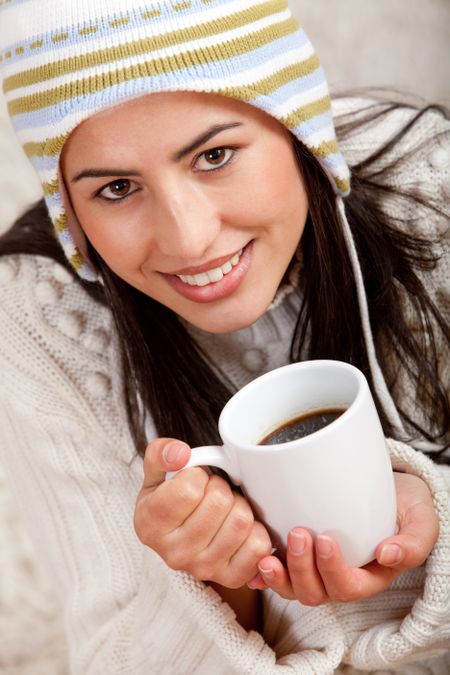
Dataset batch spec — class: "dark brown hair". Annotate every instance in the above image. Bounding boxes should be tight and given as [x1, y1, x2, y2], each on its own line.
[1, 97, 449, 461]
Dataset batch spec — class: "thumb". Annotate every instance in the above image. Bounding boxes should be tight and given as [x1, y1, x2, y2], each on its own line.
[143, 438, 191, 491]
[376, 500, 439, 569]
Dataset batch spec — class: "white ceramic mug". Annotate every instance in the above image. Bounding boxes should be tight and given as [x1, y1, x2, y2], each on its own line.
[170, 360, 397, 567]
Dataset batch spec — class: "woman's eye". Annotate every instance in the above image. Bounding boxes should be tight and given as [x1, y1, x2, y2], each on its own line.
[195, 147, 234, 172]
[98, 178, 138, 201]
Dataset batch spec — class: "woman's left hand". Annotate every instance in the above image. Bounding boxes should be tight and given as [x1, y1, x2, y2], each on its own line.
[248, 472, 439, 604]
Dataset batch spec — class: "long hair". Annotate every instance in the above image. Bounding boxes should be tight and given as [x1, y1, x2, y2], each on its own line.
[1, 98, 449, 460]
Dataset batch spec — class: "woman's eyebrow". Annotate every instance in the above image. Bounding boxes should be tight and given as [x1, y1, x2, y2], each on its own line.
[71, 122, 243, 182]
[71, 169, 142, 183]
[173, 122, 243, 161]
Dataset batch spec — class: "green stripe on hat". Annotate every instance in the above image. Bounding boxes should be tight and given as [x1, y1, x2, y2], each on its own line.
[4, 0, 290, 94]
[8, 18, 298, 116]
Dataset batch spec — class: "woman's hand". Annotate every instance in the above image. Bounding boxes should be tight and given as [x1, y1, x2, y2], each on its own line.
[134, 438, 272, 588]
[248, 472, 439, 604]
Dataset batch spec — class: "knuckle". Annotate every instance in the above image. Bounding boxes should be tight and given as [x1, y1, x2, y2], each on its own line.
[141, 489, 179, 529]
[206, 477, 234, 512]
[248, 523, 272, 558]
[232, 512, 253, 535]
[191, 550, 220, 581]
[230, 499, 254, 534]
[173, 471, 206, 506]
[165, 549, 192, 572]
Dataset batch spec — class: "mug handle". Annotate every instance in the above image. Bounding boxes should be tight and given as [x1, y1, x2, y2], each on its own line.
[165, 445, 241, 484]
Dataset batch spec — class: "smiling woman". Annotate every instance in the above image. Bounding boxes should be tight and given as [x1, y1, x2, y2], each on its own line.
[60, 93, 308, 330]
[0, 1, 449, 674]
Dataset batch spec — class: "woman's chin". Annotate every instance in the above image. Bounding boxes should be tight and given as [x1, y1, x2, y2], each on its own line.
[181, 295, 276, 334]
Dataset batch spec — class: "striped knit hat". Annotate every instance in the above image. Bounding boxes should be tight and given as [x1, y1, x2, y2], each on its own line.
[0, 0, 350, 280]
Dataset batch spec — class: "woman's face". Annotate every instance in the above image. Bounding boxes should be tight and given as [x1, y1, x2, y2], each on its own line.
[61, 92, 308, 333]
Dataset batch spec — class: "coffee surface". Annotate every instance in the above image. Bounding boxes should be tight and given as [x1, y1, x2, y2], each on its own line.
[259, 408, 345, 445]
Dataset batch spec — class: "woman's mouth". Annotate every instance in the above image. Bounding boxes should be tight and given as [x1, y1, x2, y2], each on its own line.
[176, 249, 243, 286]
[162, 242, 253, 303]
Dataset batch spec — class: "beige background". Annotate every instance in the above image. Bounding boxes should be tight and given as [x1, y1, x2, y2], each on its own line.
[297, 0, 450, 104]
[0, 2, 449, 673]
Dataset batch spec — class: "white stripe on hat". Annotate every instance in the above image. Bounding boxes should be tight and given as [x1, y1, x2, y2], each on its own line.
[5, 24, 302, 104]
[2, 0, 274, 47]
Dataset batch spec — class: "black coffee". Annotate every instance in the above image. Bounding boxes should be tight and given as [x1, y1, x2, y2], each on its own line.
[259, 408, 345, 445]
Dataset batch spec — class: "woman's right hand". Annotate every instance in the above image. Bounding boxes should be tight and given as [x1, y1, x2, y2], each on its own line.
[134, 438, 272, 588]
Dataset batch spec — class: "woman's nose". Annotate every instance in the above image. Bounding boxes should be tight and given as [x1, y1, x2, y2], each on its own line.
[151, 184, 220, 261]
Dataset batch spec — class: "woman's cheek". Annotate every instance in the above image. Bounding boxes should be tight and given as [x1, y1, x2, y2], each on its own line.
[82, 203, 147, 263]
[256, 154, 305, 214]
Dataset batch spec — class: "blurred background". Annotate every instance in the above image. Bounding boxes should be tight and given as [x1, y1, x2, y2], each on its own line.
[0, 1, 449, 673]
[299, 0, 450, 104]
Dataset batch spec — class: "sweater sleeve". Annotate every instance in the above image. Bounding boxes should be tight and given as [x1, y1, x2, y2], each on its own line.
[0, 254, 280, 675]
[260, 437, 450, 674]
[342, 439, 450, 671]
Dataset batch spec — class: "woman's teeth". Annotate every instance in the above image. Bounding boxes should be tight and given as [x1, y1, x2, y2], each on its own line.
[177, 250, 243, 287]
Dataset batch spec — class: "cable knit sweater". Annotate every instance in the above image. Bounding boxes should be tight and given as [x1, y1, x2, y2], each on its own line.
[0, 100, 449, 674]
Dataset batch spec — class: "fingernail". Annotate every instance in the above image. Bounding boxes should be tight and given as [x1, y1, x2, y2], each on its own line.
[379, 543, 404, 566]
[316, 536, 333, 559]
[258, 564, 275, 580]
[163, 442, 185, 465]
[289, 530, 306, 556]
[247, 573, 263, 589]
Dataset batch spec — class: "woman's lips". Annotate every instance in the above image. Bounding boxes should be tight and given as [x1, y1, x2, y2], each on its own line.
[168, 248, 243, 277]
[161, 241, 253, 303]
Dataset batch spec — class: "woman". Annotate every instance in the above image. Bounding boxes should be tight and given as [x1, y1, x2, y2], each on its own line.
[0, 1, 449, 673]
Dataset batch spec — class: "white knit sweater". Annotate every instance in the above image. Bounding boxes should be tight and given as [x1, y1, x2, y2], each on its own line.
[0, 100, 449, 674]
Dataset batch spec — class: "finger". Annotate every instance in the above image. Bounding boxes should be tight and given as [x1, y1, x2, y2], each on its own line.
[142, 438, 191, 490]
[377, 499, 439, 569]
[256, 555, 295, 600]
[140, 465, 209, 537]
[315, 536, 396, 602]
[378, 472, 440, 570]
[166, 475, 235, 553]
[247, 573, 268, 590]
[225, 521, 273, 588]
[203, 493, 256, 564]
[285, 529, 328, 606]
